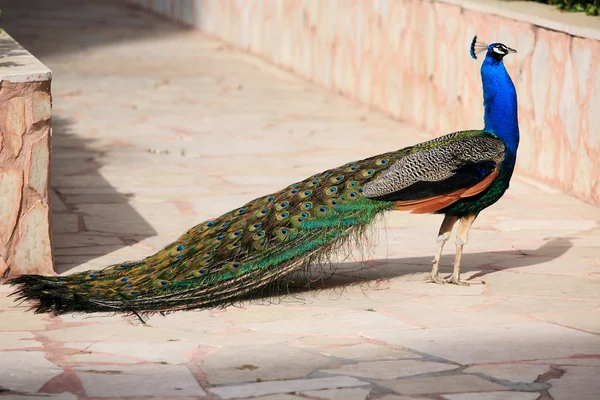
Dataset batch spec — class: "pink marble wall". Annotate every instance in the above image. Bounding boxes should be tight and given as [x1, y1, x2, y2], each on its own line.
[127, 0, 600, 206]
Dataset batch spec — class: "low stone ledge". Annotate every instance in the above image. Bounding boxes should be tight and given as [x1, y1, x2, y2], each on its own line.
[441, 0, 600, 41]
[0, 31, 53, 278]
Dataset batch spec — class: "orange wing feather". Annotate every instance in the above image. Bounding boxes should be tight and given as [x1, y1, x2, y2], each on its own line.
[392, 167, 500, 214]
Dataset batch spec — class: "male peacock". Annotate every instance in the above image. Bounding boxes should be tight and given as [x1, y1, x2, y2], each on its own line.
[10, 37, 519, 316]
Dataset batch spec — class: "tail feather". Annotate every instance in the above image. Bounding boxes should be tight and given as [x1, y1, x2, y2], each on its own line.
[10, 153, 404, 316]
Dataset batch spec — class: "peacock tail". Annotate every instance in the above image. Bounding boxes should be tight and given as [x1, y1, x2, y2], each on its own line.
[10, 147, 418, 316]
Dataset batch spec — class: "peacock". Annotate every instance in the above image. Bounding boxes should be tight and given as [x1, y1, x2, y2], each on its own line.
[10, 37, 519, 317]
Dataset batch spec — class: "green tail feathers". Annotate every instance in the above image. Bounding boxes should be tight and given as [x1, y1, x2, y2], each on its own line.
[10, 152, 406, 316]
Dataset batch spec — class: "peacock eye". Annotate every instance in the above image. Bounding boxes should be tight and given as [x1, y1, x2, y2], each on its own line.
[493, 45, 506, 55]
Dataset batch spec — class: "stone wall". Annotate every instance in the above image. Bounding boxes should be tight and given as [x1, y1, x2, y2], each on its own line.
[0, 32, 53, 278]
[127, 0, 600, 206]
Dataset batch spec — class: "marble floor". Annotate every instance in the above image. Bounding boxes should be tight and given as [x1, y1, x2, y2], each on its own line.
[0, 1, 599, 399]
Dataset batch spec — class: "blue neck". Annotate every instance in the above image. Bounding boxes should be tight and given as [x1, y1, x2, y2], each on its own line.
[481, 55, 519, 160]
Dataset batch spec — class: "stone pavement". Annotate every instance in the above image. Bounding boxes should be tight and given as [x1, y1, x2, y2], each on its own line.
[1, 1, 599, 399]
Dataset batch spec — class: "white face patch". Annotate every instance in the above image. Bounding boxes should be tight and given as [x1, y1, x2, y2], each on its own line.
[493, 46, 507, 55]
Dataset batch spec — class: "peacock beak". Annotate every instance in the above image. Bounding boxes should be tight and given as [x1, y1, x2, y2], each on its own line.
[507, 47, 517, 54]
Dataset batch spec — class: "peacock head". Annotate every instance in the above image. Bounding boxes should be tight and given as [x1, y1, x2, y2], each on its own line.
[470, 36, 516, 62]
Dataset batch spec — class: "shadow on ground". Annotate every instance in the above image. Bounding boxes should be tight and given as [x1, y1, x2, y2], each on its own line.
[0, 0, 194, 59]
[50, 116, 156, 273]
[251, 237, 575, 300]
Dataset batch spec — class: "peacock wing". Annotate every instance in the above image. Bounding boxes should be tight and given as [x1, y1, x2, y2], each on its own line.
[362, 131, 505, 214]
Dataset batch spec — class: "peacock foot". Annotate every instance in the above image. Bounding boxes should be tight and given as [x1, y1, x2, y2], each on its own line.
[444, 274, 470, 286]
[425, 273, 446, 284]
[444, 274, 485, 286]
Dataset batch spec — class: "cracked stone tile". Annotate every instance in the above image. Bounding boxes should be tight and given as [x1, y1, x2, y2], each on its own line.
[41, 323, 202, 342]
[523, 357, 600, 366]
[376, 375, 507, 395]
[548, 365, 600, 400]
[288, 287, 421, 311]
[243, 311, 413, 335]
[220, 305, 353, 324]
[382, 307, 529, 329]
[0, 310, 49, 331]
[301, 387, 371, 400]
[65, 340, 198, 363]
[368, 322, 600, 364]
[0, 331, 41, 350]
[209, 376, 369, 399]
[479, 296, 599, 315]
[75, 364, 206, 397]
[3, 393, 77, 400]
[197, 330, 292, 347]
[63, 193, 133, 204]
[54, 253, 147, 274]
[387, 295, 488, 310]
[51, 213, 79, 233]
[203, 344, 332, 385]
[0, 351, 63, 392]
[442, 392, 540, 400]
[50, 190, 68, 212]
[64, 352, 140, 364]
[391, 280, 485, 296]
[247, 396, 304, 400]
[78, 202, 181, 235]
[294, 337, 364, 348]
[53, 245, 126, 256]
[315, 343, 416, 361]
[485, 273, 599, 299]
[0, 284, 13, 294]
[464, 364, 549, 383]
[491, 252, 599, 277]
[146, 310, 232, 331]
[494, 219, 597, 232]
[320, 359, 458, 380]
[0, 292, 21, 309]
[536, 311, 600, 334]
[375, 396, 418, 400]
[58, 313, 130, 324]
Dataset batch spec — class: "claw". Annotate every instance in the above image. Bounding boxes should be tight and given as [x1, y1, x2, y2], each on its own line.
[444, 274, 486, 286]
[444, 274, 470, 286]
[425, 274, 446, 285]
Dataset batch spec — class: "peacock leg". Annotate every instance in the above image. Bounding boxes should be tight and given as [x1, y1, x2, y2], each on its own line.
[445, 213, 481, 286]
[426, 214, 458, 284]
